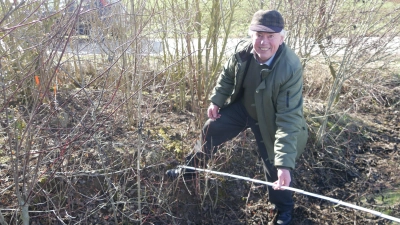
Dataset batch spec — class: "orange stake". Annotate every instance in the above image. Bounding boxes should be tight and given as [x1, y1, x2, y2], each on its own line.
[34, 75, 40, 86]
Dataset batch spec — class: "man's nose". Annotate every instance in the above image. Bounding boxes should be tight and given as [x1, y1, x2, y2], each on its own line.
[260, 39, 268, 45]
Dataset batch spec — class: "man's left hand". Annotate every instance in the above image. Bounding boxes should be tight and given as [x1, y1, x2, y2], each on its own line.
[273, 168, 291, 190]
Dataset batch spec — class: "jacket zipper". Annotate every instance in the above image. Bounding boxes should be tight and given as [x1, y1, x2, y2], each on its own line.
[286, 91, 290, 108]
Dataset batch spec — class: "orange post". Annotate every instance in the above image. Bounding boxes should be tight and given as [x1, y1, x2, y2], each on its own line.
[34, 75, 40, 86]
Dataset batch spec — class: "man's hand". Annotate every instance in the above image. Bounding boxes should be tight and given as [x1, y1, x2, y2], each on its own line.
[273, 168, 291, 190]
[207, 103, 221, 120]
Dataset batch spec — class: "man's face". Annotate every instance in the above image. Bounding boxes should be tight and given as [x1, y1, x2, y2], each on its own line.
[252, 31, 284, 62]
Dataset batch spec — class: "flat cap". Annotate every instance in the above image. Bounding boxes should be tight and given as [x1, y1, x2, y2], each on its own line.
[249, 10, 284, 33]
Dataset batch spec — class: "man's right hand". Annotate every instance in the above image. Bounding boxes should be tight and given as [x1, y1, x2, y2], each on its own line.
[207, 103, 221, 120]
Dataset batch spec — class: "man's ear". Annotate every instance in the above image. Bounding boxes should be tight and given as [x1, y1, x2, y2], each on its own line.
[279, 35, 284, 45]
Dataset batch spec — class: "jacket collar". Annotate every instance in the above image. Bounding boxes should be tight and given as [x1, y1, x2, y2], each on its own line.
[268, 43, 284, 69]
[238, 41, 285, 70]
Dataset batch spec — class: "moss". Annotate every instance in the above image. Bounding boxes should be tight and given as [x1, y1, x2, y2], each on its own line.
[158, 127, 183, 155]
[0, 139, 10, 163]
[0, 155, 9, 164]
[216, 178, 228, 200]
[362, 188, 400, 216]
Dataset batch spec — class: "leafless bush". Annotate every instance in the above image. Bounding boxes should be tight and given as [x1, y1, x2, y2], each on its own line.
[0, 0, 399, 224]
[271, 0, 400, 145]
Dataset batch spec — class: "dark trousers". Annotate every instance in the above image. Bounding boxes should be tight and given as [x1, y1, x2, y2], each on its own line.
[188, 101, 294, 212]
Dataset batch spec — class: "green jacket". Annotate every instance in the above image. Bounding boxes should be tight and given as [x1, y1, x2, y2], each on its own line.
[210, 40, 308, 169]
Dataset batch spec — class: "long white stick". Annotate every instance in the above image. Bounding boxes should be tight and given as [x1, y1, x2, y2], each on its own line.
[180, 166, 400, 224]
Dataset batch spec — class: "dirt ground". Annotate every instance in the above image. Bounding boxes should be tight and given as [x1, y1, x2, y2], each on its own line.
[0, 76, 399, 225]
[139, 95, 400, 225]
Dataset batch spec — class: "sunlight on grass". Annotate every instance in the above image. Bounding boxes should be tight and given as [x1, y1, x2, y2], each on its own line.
[362, 188, 400, 217]
[0, 147, 10, 164]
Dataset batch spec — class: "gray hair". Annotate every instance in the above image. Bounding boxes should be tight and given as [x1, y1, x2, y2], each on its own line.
[248, 29, 287, 37]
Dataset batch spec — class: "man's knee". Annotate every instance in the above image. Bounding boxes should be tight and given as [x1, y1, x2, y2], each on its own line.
[202, 119, 215, 136]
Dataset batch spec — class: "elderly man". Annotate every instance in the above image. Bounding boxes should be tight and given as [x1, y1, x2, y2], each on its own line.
[167, 10, 308, 225]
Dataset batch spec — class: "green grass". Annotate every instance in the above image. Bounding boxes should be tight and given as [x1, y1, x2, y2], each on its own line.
[0, 144, 10, 164]
[118, 0, 400, 39]
[362, 188, 400, 216]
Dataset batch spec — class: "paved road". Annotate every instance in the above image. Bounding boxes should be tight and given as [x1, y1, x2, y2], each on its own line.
[60, 36, 400, 57]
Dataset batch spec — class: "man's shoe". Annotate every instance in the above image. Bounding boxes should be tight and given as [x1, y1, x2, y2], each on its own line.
[276, 211, 292, 225]
[165, 167, 196, 179]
